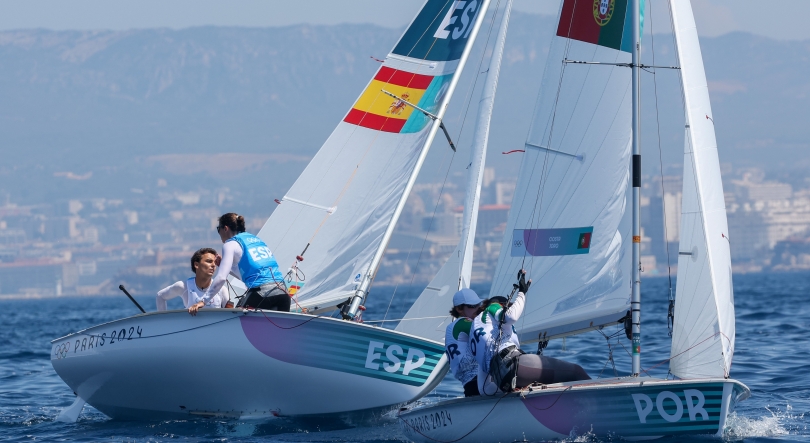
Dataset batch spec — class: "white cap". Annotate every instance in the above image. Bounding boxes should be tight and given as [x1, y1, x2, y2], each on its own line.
[452, 288, 482, 307]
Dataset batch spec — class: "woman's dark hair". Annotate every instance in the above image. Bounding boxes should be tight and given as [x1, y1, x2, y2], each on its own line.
[218, 213, 246, 234]
[449, 302, 487, 319]
[191, 247, 218, 272]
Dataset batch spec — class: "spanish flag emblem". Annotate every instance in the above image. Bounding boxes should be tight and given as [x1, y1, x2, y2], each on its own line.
[344, 66, 439, 134]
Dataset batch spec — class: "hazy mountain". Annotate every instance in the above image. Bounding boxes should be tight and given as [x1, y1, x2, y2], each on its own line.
[1, 12, 808, 204]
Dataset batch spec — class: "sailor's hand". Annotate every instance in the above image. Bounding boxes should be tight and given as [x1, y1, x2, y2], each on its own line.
[188, 301, 203, 316]
[517, 269, 531, 294]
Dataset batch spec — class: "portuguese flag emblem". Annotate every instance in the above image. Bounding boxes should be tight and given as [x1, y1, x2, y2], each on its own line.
[556, 0, 644, 53]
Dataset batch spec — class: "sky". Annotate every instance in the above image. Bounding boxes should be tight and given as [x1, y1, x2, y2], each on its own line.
[1, 0, 808, 41]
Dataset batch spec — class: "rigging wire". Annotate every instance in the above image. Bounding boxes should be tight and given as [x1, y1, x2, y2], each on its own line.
[380, 0, 504, 324]
[381, 148, 456, 325]
[648, 0, 676, 336]
[666, 0, 713, 360]
[284, 0, 458, 292]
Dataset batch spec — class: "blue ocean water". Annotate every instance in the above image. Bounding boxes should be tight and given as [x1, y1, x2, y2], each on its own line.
[1, 273, 807, 442]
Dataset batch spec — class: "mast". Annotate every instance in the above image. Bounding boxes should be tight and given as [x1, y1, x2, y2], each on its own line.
[344, 0, 493, 319]
[459, 0, 512, 289]
[630, 0, 642, 376]
[395, 0, 513, 341]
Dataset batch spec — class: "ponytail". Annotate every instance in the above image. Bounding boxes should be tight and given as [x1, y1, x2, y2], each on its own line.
[218, 213, 246, 233]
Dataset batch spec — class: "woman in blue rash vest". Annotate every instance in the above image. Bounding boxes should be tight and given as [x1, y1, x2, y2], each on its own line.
[203, 213, 290, 312]
[445, 288, 484, 397]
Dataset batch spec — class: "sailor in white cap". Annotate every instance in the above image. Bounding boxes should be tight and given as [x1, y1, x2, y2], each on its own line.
[444, 288, 483, 397]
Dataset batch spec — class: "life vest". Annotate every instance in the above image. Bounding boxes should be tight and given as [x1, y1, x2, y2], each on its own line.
[445, 318, 478, 385]
[228, 233, 285, 288]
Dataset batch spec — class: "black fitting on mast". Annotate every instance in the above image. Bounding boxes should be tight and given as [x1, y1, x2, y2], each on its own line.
[632, 155, 641, 188]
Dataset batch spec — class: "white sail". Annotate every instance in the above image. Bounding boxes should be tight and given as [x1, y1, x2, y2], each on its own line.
[257, 0, 491, 311]
[490, 0, 644, 342]
[669, 0, 735, 379]
[396, 0, 513, 341]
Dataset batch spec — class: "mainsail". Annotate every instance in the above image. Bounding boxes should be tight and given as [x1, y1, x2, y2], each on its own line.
[491, 0, 643, 342]
[258, 0, 491, 311]
[669, 0, 735, 379]
[397, 0, 513, 342]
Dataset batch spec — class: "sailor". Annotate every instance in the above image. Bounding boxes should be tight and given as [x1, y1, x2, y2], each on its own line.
[470, 289, 522, 395]
[472, 270, 590, 394]
[445, 288, 483, 397]
[203, 213, 290, 311]
[156, 247, 232, 315]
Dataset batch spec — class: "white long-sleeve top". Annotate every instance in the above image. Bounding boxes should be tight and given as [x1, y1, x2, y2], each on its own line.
[156, 277, 230, 311]
[470, 291, 525, 395]
[445, 317, 478, 385]
[202, 240, 242, 303]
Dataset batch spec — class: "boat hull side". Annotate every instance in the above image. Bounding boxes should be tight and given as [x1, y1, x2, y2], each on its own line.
[51, 310, 447, 419]
[398, 378, 749, 442]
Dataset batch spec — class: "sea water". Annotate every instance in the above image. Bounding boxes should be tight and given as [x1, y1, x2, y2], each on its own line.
[1, 273, 807, 442]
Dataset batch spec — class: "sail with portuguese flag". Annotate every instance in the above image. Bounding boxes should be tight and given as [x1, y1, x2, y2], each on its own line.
[557, 0, 643, 53]
[488, 0, 644, 340]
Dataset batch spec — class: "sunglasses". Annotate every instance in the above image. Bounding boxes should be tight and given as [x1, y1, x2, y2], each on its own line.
[460, 304, 480, 309]
[216, 226, 223, 233]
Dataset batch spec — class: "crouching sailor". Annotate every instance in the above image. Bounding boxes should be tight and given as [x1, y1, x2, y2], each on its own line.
[446, 288, 484, 397]
[204, 213, 290, 311]
[472, 270, 590, 395]
[156, 247, 233, 315]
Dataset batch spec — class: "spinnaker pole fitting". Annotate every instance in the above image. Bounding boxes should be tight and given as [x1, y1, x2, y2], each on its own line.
[343, 274, 370, 320]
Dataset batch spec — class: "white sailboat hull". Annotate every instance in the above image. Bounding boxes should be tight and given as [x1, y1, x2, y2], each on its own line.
[398, 378, 749, 442]
[50, 309, 447, 419]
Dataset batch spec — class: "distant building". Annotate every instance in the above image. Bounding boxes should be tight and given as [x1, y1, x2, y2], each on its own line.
[477, 205, 510, 236]
[732, 179, 792, 202]
[495, 181, 516, 206]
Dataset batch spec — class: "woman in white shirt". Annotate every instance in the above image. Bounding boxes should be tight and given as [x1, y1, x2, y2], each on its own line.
[156, 247, 232, 315]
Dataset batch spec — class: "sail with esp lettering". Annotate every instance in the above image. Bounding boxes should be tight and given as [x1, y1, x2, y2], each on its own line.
[257, 0, 491, 311]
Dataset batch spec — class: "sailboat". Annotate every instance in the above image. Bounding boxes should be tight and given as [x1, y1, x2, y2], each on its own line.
[397, 0, 749, 440]
[49, 0, 498, 421]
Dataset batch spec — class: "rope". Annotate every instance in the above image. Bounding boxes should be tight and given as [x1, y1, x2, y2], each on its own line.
[648, 0, 676, 336]
[76, 316, 238, 341]
[365, 315, 447, 324]
[397, 391, 511, 443]
[519, 385, 573, 411]
[381, 0, 504, 321]
[641, 331, 731, 376]
[255, 307, 322, 330]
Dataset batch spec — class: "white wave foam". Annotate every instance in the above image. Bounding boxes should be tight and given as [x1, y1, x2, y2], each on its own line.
[724, 404, 805, 440]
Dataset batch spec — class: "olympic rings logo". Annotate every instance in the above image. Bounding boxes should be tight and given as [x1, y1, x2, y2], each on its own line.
[52, 342, 71, 360]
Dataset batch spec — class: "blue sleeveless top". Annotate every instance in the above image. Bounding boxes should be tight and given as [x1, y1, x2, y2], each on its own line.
[228, 233, 285, 288]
